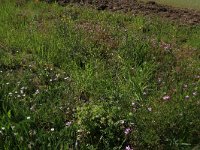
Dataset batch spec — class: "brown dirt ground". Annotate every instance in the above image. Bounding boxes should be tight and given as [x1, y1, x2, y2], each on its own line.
[48, 0, 200, 25]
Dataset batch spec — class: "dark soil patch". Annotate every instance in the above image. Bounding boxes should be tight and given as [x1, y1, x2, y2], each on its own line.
[46, 0, 200, 25]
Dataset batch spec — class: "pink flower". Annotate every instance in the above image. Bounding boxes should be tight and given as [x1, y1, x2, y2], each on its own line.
[124, 128, 131, 135]
[164, 44, 171, 50]
[125, 145, 133, 150]
[163, 95, 170, 100]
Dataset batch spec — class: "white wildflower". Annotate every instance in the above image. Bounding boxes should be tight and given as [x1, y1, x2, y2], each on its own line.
[35, 89, 39, 95]
[148, 107, 152, 112]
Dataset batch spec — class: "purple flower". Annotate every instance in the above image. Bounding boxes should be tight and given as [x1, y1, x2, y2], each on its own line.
[125, 145, 133, 150]
[163, 95, 170, 100]
[124, 128, 131, 135]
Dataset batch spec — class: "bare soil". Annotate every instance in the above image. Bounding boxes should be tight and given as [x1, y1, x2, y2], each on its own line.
[51, 0, 200, 25]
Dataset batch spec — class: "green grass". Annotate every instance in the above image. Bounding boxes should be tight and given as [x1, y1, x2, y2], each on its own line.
[143, 0, 200, 10]
[0, 0, 200, 149]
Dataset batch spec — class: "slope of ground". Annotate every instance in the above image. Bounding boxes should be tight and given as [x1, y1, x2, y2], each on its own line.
[143, 0, 200, 11]
[0, 0, 200, 149]
[50, 0, 200, 25]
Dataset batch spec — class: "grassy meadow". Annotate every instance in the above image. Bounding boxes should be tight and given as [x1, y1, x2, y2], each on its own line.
[0, 0, 200, 149]
[144, 0, 200, 10]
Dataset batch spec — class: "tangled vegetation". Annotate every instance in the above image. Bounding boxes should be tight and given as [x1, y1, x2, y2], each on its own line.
[0, 0, 199, 149]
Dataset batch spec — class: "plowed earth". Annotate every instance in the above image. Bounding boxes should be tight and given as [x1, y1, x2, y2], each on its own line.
[48, 0, 200, 25]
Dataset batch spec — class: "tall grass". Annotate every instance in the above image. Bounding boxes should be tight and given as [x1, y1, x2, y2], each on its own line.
[0, 1, 200, 149]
